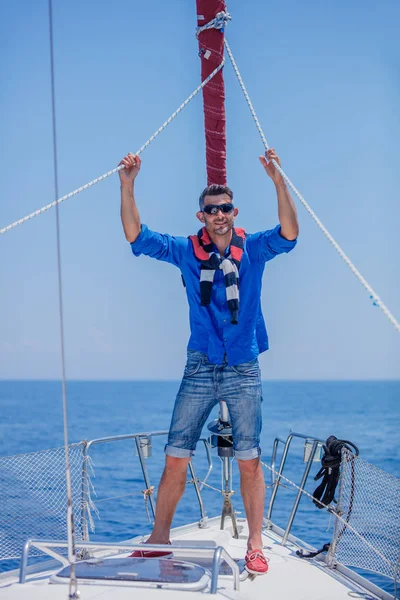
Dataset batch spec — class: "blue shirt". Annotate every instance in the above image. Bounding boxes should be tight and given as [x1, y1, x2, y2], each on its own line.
[131, 224, 296, 366]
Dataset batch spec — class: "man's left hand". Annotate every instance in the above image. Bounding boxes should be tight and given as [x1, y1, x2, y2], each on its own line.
[259, 149, 284, 186]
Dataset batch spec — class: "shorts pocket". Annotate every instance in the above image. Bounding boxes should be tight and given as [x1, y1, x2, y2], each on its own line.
[231, 359, 260, 377]
[183, 351, 204, 377]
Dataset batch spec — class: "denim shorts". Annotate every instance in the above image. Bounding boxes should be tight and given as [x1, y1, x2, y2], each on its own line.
[165, 350, 263, 461]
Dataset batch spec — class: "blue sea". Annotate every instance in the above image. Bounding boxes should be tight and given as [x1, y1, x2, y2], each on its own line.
[0, 380, 399, 595]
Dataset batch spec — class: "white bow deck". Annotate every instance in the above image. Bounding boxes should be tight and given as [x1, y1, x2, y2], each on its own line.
[1, 517, 391, 600]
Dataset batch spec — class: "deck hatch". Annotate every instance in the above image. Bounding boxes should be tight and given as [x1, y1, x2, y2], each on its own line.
[51, 557, 210, 590]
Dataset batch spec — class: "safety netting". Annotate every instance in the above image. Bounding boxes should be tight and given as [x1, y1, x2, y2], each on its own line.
[0, 442, 95, 562]
[330, 448, 400, 583]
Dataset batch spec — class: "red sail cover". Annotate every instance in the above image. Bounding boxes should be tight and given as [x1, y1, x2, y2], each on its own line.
[196, 0, 227, 186]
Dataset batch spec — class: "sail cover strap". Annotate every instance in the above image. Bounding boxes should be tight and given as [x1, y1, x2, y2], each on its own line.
[196, 1, 228, 186]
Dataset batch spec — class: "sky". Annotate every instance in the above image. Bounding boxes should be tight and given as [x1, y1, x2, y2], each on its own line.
[1, 0, 399, 380]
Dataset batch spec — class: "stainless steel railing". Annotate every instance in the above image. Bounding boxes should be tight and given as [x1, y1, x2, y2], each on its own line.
[81, 431, 214, 537]
[265, 431, 324, 545]
[19, 539, 240, 594]
[15, 428, 328, 585]
[82, 429, 325, 549]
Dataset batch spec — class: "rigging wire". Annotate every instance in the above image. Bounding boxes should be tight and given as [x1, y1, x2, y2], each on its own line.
[0, 59, 224, 236]
[48, 1, 79, 598]
[2, 9, 399, 336]
[224, 38, 400, 335]
[4, 7, 397, 594]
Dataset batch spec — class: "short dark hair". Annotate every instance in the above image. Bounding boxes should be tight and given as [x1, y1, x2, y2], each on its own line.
[199, 184, 233, 210]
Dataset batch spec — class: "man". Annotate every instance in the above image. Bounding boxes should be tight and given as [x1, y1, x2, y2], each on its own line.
[119, 149, 298, 575]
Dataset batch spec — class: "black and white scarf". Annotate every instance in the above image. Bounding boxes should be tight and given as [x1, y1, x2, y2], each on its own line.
[189, 227, 246, 324]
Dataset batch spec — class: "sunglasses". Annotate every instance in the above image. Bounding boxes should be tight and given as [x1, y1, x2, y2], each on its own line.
[203, 203, 234, 215]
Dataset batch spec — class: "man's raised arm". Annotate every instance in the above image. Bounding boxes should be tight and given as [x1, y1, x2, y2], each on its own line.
[259, 148, 299, 241]
[119, 153, 142, 243]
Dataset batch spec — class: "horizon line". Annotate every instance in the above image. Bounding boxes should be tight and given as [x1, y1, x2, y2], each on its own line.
[1, 378, 399, 383]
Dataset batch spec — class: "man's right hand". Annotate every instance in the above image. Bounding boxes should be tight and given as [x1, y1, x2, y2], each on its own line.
[119, 153, 141, 185]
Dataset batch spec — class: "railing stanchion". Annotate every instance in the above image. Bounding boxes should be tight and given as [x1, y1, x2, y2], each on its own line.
[134, 437, 156, 521]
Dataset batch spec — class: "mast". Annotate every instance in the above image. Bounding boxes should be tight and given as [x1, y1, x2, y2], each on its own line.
[196, 0, 227, 186]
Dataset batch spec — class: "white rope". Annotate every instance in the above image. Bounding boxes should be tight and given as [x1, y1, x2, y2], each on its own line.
[224, 38, 400, 335]
[0, 59, 225, 237]
[196, 10, 231, 37]
[142, 486, 155, 523]
[260, 460, 392, 569]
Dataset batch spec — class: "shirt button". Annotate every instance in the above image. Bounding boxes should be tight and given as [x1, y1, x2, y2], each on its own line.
[223, 319, 227, 323]
[224, 338, 227, 341]
[219, 284, 223, 288]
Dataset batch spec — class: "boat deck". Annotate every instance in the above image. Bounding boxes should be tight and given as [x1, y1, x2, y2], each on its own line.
[0, 517, 391, 599]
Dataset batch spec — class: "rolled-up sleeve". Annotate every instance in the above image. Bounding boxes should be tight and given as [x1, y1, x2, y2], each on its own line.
[130, 224, 188, 268]
[246, 225, 297, 263]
